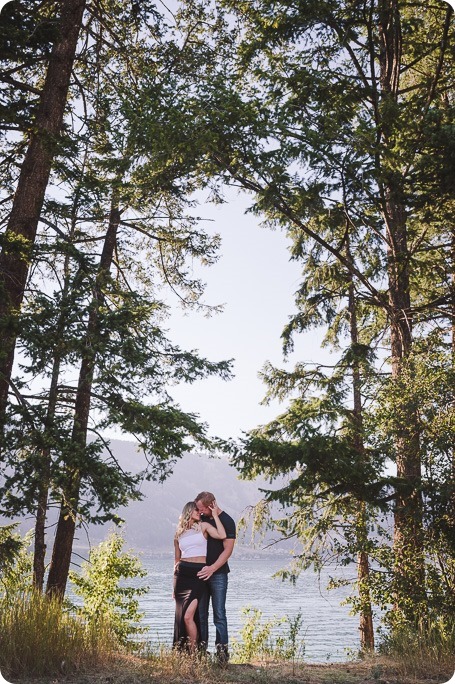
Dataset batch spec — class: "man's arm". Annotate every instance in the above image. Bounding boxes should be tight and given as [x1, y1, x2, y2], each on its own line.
[197, 538, 235, 580]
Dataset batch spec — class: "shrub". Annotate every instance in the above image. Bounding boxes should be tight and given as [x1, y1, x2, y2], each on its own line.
[0, 527, 33, 598]
[231, 606, 305, 665]
[0, 524, 24, 575]
[69, 531, 148, 647]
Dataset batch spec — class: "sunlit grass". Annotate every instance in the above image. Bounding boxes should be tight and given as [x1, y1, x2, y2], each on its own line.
[0, 590, 119, 678]
[378, 618, 455, 680]
[0, 593, 453, 683]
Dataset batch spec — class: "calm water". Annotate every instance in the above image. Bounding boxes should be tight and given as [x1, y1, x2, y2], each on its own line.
[127, 553, 367, 662]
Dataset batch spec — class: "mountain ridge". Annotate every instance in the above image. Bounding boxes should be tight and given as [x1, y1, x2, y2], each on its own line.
[2, 439, 292, 558]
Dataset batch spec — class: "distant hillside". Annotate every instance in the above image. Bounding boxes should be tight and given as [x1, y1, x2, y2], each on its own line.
[2, 440, 292, 557]
[89, 440, 277, 553]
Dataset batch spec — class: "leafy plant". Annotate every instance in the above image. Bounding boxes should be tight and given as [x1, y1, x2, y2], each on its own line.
[231, 606, 305, 665]
[69, 532, 148, 647]
[0, 524, 25, 576]
[273, 611, 306, 667]
[0, 528, 33, 600]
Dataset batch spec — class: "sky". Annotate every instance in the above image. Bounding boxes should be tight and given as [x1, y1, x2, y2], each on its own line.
[160, 186, 333, 442]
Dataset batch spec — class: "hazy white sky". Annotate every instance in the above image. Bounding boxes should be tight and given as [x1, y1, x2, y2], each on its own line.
[166, 187, 332, 441]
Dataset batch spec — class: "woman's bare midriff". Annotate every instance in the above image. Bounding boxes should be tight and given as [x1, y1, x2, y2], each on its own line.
[180, 556, 206, 563]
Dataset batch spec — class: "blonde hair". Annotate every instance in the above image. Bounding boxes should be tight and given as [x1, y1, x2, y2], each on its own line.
[175, 501, 199, 539]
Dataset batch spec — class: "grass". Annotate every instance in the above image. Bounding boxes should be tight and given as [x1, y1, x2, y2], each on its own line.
[0, 590, 118, 678]
[4, 650, 453, 684]
[377, 618, 455, 683]
[0, 595, 453, 684]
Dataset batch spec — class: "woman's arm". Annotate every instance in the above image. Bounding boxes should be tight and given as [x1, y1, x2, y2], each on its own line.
[173, 538, 181, 599]
[174, 538, 181, 571]
[202, 504, 226, 540]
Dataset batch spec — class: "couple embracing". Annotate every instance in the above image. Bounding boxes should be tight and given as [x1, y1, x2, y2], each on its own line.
[173, 491, 236, 663]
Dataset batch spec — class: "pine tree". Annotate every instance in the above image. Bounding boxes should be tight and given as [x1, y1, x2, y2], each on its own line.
[0, 0, 87, 429]
[185, 0, 454, 624]
[0, 0, 233, 597]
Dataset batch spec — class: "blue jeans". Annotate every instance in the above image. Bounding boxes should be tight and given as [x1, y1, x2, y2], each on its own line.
[198, 572, 229, 647]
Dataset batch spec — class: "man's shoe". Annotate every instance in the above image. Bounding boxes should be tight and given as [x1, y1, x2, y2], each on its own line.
[216, 644, 229, 667]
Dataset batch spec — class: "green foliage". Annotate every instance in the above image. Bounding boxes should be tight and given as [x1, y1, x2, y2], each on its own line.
[69, 532, 148, 646]
[0, 0, 234, 571]
[197, 0, 455, 640]
[231, 606, 305, 664]
[272, 612, 306, 664]
[231, 607, 279, 663]
[0, 528, 33, 599]
[0, 524, 23, 575]
[0, 0, 56, 140]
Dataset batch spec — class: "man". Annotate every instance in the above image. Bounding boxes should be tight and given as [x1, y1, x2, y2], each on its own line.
[195, 491, 236, 664]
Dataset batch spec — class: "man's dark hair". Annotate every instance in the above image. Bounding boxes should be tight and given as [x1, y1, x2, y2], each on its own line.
[195, 491, 216, 506]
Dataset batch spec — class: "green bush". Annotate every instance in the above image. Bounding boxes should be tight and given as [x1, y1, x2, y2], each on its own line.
[69, 531, 148, 647]
[0, 524, 24, 575]
[0, 531, 147, 677]
[0, 527, 33, 598]
[231, 606, 305, 664]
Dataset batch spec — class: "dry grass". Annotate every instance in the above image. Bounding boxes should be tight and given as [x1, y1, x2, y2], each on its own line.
[377, 621, 455, 683]
[0, 591, 119, 679]
[1, 597, 452, 684]
[5, 651, 453, 684]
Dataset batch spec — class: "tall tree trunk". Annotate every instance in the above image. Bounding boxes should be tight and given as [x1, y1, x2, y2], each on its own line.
[33, 339, 66, 590]
[450, 226, 455, 529]
[387, 226, 424, 617]
[33, 484, 49, 591]
[346, 234, 375, 650]
[358, 541, 375, 650]
[0, 0, 86, 434]
[46, 198, 121, 599]
[32, 178, 85, 591]
[378, 0, 424, 620]
[33, 395, 57, 590]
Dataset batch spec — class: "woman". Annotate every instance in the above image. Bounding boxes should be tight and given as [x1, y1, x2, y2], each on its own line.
[173, 500, 226, 652]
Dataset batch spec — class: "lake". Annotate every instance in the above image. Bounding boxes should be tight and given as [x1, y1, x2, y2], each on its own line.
[125, 553, 372, 662]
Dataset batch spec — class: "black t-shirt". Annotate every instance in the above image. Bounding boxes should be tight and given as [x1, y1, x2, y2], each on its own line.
[202, 510, 236, 574]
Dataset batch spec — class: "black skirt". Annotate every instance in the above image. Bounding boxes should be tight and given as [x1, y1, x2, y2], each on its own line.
[173, 561, 208, 650]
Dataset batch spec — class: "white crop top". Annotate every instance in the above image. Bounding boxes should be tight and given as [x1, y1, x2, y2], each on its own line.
[179, 528, 207, 558]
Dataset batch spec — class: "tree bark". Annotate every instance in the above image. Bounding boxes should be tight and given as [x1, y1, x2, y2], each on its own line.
[32, 189, 84, 591]
[46, 198, 121, 599]
[347, 235, 375, 650]
[0, 0, 86, 434]
[32, 345, 64, 591]
[452, 225, 455, 477]
[33, 468, 50, 591]
[378, 0, 424, 619]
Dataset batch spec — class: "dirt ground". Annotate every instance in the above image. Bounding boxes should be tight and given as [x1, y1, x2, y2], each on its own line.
[5, 655, 454, 684]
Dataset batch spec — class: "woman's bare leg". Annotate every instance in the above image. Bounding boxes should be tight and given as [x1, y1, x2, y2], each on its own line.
[183, 598, 199, 652]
